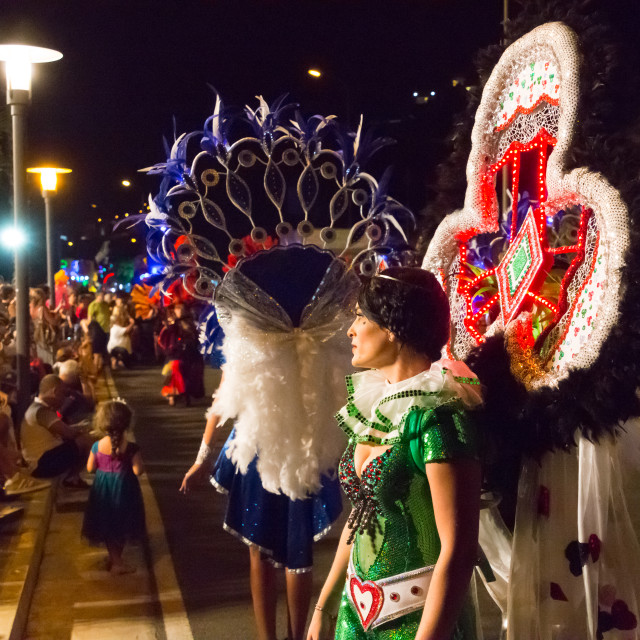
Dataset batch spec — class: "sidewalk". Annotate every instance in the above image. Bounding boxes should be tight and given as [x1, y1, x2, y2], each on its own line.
[0, 368, 193, 640]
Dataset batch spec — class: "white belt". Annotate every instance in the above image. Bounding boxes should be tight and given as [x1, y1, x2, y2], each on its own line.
[346, 552, 434, 631]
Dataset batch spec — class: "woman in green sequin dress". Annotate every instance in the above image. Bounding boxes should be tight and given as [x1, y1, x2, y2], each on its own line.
[307, 268, 483, 640]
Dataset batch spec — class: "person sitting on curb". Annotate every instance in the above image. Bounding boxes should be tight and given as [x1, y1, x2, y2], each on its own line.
[58, 360, 95, 425]
[0, 408, 49, 496]
[21, 374, 94, 489]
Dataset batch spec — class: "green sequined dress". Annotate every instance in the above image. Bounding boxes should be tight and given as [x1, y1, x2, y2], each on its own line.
[334, 362, 482, 640]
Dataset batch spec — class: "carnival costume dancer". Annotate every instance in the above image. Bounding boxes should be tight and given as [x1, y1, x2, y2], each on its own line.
[308, 268, 483, 640]
[142, 95, 416, 640]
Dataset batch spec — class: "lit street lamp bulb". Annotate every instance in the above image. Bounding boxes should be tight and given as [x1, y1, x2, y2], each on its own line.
[27, 166, 72, 192]
[67, 241, 73, 247]
[0, 226, 26, 249]
[122, 180, 131, 187]
[7, 57, 30, 92]
[307, 69, 321, 78]
[41, 169, 57, 191]
[0, 44, 63, 99]
[131, 238, 137, 243]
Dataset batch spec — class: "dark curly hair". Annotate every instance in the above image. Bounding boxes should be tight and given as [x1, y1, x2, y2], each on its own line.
[358, 267, 450, 362]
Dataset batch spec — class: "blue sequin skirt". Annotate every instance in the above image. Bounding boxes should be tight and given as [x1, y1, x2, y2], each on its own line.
[211, 429, 343, 571]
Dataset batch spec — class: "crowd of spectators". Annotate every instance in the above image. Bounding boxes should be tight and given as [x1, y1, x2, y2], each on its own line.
[0, 283, 161, 499]
[0, 280, 205, 501]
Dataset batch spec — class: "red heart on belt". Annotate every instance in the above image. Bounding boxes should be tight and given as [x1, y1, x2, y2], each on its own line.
[349, 575, 384, 631]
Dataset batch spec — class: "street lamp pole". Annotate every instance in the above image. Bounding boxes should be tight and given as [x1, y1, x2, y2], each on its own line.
[0, 44, 63, 430]
[43, 191, 54, 306]
[27, 168, 72, 308]
[9, 96, 29, 426]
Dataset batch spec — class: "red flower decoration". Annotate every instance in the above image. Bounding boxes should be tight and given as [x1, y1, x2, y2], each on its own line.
[589, 533, 601, 562]
[223, 234, 278, 273]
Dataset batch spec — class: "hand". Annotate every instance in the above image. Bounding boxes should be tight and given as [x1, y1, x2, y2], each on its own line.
[179, 463, 209, 494]
[306, 609, 334, 640]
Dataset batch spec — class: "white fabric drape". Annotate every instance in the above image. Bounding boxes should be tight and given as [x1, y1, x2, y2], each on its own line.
[480, 419, 640, 640]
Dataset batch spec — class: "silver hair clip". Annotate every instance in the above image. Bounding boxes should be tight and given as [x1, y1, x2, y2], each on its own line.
[112, 397, 129, 406]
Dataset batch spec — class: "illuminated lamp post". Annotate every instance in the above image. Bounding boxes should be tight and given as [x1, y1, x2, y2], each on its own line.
[0, 44, 63, 428]
[27, 167, 72, 308]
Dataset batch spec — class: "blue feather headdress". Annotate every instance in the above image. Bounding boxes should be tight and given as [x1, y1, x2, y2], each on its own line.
[141, 94, 417, 300]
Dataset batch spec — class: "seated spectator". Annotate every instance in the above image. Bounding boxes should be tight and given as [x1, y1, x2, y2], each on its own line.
[52, 346, 75, 375]
[58, 360, 95, 424]
[0, 387, 48, 495]
[21, 374, 93, 488]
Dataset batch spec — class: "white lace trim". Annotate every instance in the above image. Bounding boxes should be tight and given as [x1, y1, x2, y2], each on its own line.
[337, 359, 482, 444]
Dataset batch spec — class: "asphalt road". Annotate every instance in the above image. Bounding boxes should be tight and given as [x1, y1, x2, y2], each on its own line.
[113, 366, 346, 640]
[113, 366, 501, 640]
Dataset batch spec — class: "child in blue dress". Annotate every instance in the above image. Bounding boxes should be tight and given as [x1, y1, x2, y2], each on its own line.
[82, 399, 146, 574]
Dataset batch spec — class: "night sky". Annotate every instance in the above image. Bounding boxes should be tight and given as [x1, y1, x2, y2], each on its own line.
[0, 0, 505, 281]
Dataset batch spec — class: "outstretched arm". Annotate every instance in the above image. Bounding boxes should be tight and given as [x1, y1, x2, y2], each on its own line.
[307, 519, 353, 640]
[179, 374, 226, 494]
[415, 458, 481, 640]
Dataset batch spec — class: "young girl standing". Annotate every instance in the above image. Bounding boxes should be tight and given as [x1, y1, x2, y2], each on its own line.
[82, 400, 146, 574]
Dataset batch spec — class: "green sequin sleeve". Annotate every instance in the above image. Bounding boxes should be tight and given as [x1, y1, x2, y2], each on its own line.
[406, 403, 478, 469]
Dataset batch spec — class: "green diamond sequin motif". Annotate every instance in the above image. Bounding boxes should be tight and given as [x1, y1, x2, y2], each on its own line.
[507, 237, 532, 296]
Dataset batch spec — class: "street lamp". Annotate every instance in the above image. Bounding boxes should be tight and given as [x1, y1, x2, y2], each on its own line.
[27, 167, 72, 308]
[0, 43, 63, 430]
